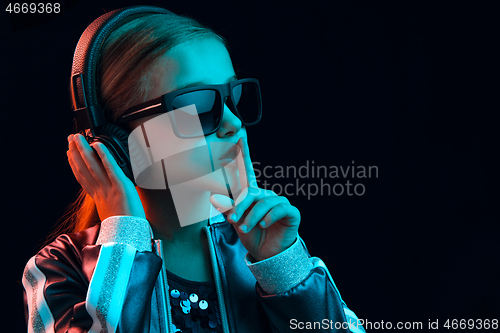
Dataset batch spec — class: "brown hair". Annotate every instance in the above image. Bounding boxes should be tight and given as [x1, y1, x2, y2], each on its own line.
[42, 12, 228, 248]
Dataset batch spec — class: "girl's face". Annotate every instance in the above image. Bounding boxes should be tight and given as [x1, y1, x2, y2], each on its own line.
[126, 37, 246, 195]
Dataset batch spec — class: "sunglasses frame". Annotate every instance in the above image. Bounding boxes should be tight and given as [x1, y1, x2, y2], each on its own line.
[116, 78, 262, 138]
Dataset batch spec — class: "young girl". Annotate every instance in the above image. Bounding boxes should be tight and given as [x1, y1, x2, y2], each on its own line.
[22, 6, 365, 333]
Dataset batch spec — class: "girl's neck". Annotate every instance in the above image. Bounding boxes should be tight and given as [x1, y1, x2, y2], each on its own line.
[136, 186, 213, 244]
[136, 187, 215, 281]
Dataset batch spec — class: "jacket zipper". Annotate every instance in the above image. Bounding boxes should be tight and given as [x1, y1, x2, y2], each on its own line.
[154, 239, 173, 333]
[204, 226, 230, 333]
[153, 225, 229, 333]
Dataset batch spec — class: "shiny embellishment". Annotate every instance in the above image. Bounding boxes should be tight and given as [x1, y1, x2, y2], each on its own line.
[96, 216, 152, 252]
[170, 289, 180, 298]
[96, 244, 126, 331]
[246, 237, 313, 294]
[167, 271, 221, 332]
[23, 268, 46, 333]
[199, 300, 208, 310]
[189, 293, 199, 302]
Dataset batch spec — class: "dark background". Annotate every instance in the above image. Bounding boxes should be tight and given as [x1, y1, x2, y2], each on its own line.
[2, 0, 498, 331]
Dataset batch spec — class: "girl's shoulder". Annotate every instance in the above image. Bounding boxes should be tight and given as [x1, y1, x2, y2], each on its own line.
[36, 224, 101, 261]
[23, 224, 102, 289]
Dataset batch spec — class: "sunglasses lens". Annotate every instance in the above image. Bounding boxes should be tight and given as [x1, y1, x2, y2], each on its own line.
[168, 81, 260, 137]
[172, 90, 221, 136]
[232, 82, 261, 125]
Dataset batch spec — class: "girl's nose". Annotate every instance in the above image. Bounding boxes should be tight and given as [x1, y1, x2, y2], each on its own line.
[217, 98, 242, 138]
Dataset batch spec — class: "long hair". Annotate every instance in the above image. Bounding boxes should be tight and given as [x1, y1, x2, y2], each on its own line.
[42, 12, 228, 248]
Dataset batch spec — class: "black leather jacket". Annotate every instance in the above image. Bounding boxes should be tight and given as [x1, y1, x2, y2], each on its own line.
[22, 213, 365, 332]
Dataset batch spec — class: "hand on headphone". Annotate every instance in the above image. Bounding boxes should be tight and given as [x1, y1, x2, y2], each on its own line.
[67, 133, 146, 221]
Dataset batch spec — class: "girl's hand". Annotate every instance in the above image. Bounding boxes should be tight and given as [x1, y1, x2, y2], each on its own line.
[210, 138, 301, 262]
[67, 133, 146, 221]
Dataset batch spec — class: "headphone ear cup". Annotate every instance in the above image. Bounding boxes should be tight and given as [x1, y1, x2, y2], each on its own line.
[94, 123, 136, 185]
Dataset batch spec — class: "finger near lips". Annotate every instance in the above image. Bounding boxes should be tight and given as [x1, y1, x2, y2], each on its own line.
[237, 137, 258, 190]
[236, 139, 247, 191]
[227, 137, 260, 226]
[242, 137, 258, 188]
[231, 138, 280, 233]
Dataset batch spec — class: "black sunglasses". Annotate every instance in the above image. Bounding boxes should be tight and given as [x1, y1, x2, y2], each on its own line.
[116, 78, 262, 138]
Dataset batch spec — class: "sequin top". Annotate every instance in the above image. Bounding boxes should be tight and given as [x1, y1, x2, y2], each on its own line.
[167, 269, 222, 333]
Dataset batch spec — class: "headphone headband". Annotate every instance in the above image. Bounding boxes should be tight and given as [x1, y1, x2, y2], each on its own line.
[70, 5, 173, 133]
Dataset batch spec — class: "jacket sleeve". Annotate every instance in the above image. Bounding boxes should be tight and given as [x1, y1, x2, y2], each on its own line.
[245, 237, 366, 333]
[22, 216, 162, 333]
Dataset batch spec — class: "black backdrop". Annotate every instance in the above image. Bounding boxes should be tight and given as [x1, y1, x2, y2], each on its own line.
[3, 1, 498, 331]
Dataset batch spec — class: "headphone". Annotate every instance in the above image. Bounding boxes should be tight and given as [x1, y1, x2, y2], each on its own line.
[70, 5, 173, 185]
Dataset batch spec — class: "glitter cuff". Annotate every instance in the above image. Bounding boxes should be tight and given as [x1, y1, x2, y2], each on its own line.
[96, 216, 153, 252]
[245, 238, 313, 295]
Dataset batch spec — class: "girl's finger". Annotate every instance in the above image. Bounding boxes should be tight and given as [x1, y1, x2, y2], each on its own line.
[67, 136, 103, 190]
[260, 203, 300, 229]
[238, 196, 289, 233]
[237, 137, 258, 189]
[230, 187, 276, 223]
[92, 141, 130, 185]
[67, 149, 95, 197]
[71, 134, 110, 188]
[210, 194, 234, 214]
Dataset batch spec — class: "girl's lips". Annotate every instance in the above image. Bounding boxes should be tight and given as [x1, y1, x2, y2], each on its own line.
[219, 144, 238, 166]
